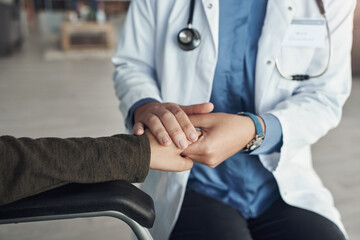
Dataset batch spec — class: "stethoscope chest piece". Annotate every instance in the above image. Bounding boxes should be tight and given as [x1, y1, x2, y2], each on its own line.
[177, 26, 201, 51]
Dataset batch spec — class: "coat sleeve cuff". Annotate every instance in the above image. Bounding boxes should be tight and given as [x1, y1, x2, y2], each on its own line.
[126, 98, 160, 130]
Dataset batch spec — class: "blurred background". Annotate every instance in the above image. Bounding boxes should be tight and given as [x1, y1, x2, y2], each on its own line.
[0, 0, 359, 239]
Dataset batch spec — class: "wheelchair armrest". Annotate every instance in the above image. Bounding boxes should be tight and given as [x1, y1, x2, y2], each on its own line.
[0, 180, 155, 228]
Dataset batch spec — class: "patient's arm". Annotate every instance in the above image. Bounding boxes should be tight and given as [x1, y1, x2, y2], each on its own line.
[0, 133, 193, 205]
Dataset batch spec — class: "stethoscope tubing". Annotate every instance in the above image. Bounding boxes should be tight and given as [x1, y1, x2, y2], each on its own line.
[178, 0, 332, 81]
[187, 0, 195, 28]
[275, 12, 332, 81]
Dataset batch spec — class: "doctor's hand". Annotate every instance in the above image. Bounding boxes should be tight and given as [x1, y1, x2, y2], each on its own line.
[181, 113, 264, 168]
[134, 102, 214, 149]
[146, 130, 194, 172]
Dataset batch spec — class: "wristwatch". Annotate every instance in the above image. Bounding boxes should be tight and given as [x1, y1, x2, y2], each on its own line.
[237, 112, 265, 151]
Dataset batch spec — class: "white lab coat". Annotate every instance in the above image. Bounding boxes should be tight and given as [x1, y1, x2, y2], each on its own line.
[112, 0, 356, 239]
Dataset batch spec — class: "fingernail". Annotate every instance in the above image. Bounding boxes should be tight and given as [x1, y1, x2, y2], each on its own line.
[136, 129, 143, 134]
[189, 132, 197, 141]
[179, 139, 188, 149]
[162, 136, 170, 144]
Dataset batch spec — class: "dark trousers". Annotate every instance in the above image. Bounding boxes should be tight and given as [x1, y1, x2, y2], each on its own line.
[170, 189, 345, 240]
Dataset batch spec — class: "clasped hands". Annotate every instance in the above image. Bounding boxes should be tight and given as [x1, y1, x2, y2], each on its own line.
[135, 102, 263, 172]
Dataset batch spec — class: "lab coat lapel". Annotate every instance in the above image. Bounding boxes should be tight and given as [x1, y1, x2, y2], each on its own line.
[201, 0, 219, 52]
[255, 0, 295, 112]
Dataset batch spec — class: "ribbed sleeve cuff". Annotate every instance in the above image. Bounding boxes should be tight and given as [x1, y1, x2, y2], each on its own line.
[135, 134, 151, 182]
[110, 134, 151, 183]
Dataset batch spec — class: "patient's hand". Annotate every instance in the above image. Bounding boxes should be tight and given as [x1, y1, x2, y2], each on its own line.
[146, 130, 194, 172]
[181, 113, 264, 168]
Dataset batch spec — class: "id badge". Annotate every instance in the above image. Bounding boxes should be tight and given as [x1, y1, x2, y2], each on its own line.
[282, 18, 327, 48]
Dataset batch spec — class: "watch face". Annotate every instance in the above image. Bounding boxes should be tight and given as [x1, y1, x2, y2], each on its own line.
[249, 145, 257, 151]
[253, 138, 263, 146]
[249, 136, 264, 151]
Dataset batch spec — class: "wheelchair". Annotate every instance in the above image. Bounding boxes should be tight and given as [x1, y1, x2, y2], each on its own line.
[0, 181, 154, 240]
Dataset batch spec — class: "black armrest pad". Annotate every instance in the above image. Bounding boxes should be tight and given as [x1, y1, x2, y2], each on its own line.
[0, 181, 155, 228]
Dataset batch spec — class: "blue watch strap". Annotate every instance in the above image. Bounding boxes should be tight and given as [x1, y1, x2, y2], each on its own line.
[237, 112, 264, 137]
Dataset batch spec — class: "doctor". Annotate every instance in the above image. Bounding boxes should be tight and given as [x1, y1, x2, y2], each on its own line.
[112, 0, 355, 239]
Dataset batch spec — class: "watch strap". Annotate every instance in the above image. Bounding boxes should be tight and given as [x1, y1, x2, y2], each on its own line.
[237, 112, 264, 137]
[237, 112, 265, 151]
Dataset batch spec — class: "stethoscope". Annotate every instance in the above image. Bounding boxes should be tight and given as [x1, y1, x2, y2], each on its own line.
[177, 0, 201, 51]
[177, 0, 332, 81]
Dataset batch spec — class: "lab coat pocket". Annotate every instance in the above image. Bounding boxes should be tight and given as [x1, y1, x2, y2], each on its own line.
[276, 47, 315, 90]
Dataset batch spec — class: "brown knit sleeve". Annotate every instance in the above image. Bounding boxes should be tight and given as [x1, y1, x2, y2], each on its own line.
[0, 134, 151, 205]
